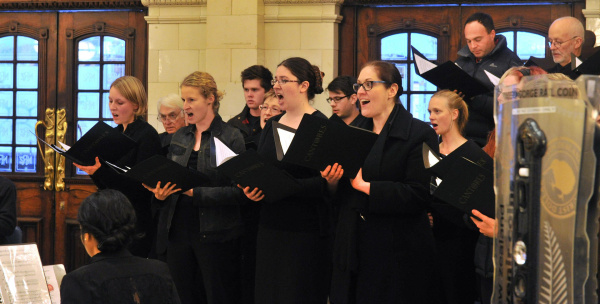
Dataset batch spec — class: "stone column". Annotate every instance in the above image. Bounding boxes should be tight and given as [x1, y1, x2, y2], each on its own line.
[584, 0, 600, 47]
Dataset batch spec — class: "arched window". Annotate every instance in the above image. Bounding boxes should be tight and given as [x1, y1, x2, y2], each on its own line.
[381, 32, 438, 122]
[0, 35, 39, 173]
[497, 30, 546, 62]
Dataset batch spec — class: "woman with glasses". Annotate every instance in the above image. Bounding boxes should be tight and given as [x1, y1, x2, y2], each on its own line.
[144, 71, 245, 304]
[241, 57, 339, 304]
[74, 76, 162, 258]
[156, 93, 186, 154]
[259, 90, 282, 129]
[331, 61, 440, 304]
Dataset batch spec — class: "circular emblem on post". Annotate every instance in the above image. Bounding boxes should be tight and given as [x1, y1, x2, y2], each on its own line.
[541, 137, 580, 218]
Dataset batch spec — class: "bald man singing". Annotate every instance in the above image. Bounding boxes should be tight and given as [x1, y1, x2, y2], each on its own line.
[548, 16, 585, 74]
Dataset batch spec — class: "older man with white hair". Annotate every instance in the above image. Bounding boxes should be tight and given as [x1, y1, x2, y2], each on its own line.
[548, 16, 585, 75]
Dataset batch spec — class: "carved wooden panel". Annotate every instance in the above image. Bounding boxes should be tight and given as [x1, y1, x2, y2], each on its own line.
[65, 219, 90, 272]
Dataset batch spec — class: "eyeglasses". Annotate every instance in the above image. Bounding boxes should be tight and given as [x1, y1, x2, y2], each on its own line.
[326, 95, 350, 103]
[157, 110, 183, 122]
[353, 81, 387, 92]
[271, 79, 300, 86]
[259, 105, 282, 114]
[548, 36, 578, 48]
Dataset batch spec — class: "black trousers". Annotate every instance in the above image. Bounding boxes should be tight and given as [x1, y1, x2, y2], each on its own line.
[167, 228, 241, 304]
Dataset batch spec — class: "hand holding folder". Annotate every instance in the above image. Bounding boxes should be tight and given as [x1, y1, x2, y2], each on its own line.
[125, 155, 209, 193]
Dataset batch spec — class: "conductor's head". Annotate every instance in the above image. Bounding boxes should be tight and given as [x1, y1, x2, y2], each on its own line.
[77, 189, 137, 257]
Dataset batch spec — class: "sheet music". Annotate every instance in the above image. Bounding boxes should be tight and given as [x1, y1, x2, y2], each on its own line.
[575, 56, 583, 68]
[214, 137, 238, 166]
[57, 141, 70, 151]
[413, 52, 437, 74]
[277, 128, 295, 155]
[0, 244, 51, 304]
[427, 149, 440, 168]
[43, 265, 65, 304]
[484, 70, 500, 86]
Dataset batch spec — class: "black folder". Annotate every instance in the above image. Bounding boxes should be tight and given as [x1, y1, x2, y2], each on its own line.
[432, 156, 495, 218]
[278, 114, 378, 177]
[217, 150, 302, 202]
[412, 46, 490, 99]
[570, 49, 600, 79]
[524, 56, 556, 72]
[423, 142, 494, 217]
[37, 121, 136, 166]
[272, 121, 296, 161]
[123, 155, 209, 192]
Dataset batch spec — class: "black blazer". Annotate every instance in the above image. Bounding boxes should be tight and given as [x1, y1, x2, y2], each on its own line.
[331, 104, 440, 304]
[60, 249, 180, 304]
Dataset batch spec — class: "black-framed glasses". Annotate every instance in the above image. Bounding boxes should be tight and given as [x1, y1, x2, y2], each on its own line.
[271, 79, 300, 86]
[326, 95, 350, 103]
[548, 36, 578, 48]
[353, 81, 387, 92]
[157, 109, 183, 122]
[259, 105, 282, 114]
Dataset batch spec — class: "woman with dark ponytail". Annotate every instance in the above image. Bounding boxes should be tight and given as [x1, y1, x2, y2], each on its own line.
[241, 57, 338, 304]
[60, 189, 180, 304]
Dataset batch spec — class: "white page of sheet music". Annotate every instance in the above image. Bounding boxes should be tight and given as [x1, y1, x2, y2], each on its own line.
[43, 264, 65, 304]
[484, 70, 500, 86]
[57, 141, 70, 151]
[0, 244, 51, 304]
[414, 52, 437, 74]
[214, 137, 238, 166]
[277, 128, 295, 155]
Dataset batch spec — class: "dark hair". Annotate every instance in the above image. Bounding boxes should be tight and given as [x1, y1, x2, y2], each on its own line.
[327, 75, 357, 97]
[278, 57, 324, 100]
[241, 65, 273, 92]
[465, 12, 495, 33]
[361, 61, 404, 102]
[78, 189, 138, 253]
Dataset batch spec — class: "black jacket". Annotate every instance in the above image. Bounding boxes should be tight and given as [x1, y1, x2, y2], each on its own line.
[0, 176, 16, 243]
[456, 35, 522, 146]
[60, 249, 180, 304]
[154, 116, 246, 254]
[330, 104, 440, 304]
[227, 105, 261, 150]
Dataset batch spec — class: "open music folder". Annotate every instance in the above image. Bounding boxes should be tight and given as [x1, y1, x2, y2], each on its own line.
[569, 48, 600, 79]
[412, 46, 490, 99]
[214, 138, 302, 202]
[122, 155, 210, 192]
[275, 114, 378, 177]
[423, 143, 495, 218]
[36, 121, 136, 166]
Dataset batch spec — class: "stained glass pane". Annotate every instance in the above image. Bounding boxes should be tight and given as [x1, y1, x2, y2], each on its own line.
[412, 33, 437, 60]
[381, 33, 408, 61]
[77, 121, 97, 140]
[399, 95, 407, 110]
[15, 119, 36, 145]
[78, 64, 100, 90]
[410, 63, 436, 91]
[104, 37, 125, 61]
[0, 64, 14, 89]
[0, 146, 11, 172]
[516, 31, 546, 59]
[16, 37, 38, 61]
[0, 119, 12, 144]
[0, 92, 13, 116]
[16, 92, 37, 117]
[0, 37, 14, 61]
[77, 93, 100, 118]
[16, 63, 38, 89]
[78, 37, 100, 62]
[103, 64, 125, 90]
[411, 94, 432, 123]
[15, 146, 36, 173]
[498, 32, 515, 52]
[102, 93, 112, 119]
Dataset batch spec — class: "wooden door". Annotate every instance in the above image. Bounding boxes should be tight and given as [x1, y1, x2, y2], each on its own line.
[0, 4, 147, 272]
